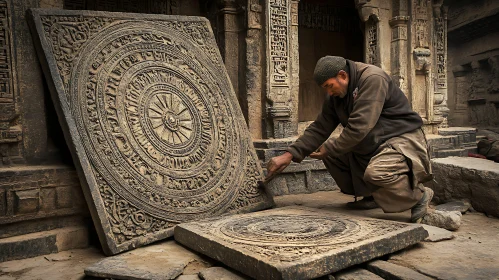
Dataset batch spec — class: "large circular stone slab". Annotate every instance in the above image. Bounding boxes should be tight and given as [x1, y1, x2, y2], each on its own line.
[30, 10, 273, 255]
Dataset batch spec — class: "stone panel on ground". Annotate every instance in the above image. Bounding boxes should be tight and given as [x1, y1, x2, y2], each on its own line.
[174, 206, 428, 280]
[28, 9, 273, 255]
[84, 240, 214, 280]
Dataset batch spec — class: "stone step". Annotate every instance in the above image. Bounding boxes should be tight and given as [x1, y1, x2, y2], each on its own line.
[434, 148, 467, 158]
[0, 225, 88, 263]
[366, 260, 433, 280]
[427, 157, 499, 218]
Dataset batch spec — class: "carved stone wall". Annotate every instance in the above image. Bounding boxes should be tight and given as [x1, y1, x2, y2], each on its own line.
[446, 0, 499, 128]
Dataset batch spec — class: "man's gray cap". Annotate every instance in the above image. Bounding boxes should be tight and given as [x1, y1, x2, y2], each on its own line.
[313, 56, 346, 86]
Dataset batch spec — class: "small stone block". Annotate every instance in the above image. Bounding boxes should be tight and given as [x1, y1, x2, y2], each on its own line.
[14, 189, 39, 214]
[85, 241, 211, 280]
[335, 268, 384, 280]
[367, 260, 433, 280]
[40, 187, 56, 211]
[175, 206, 428, 280]
[199, 267, 248, 280]
[421, 224, 454, 242]
[55, 186, 72, 209]
[435, 201, 470, 213]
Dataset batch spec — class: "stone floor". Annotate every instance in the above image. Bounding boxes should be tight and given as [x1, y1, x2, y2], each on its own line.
[1, 190, 498, 280]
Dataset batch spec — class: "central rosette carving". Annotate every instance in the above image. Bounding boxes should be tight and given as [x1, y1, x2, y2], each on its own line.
[148, 93, 193, 145]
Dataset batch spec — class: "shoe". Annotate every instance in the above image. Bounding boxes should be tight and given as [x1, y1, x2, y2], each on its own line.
[411, 187, 434, 222]
[346, 196, 379, 210]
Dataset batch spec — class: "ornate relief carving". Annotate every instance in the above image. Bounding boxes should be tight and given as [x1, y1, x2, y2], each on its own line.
[298, 2, 360, 32]
[0, 0, 22, 166]
[366, 16, 379, 67]
[268, 0, 290, 87]
[414, 0, 430, 48]
[30, 10, 273, 254]
[176, 207, 428, 279]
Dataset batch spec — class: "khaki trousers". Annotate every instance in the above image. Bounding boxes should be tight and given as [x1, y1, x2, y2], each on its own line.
[323, 142, 424, 213]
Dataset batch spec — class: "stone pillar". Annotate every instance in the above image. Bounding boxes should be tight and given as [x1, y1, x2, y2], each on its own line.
[217, 0, 242, 103]
[246, 0, 264, 139]
[264, 0, 298, 139]
[389, 0, 410, 96]
[432, 0, 449, 127]
[409, 0, 435, 133]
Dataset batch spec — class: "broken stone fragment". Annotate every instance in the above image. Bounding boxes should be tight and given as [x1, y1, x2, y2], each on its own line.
[421, 210, 462, 231]
[435, 200, 471, 213]
[421, 224, 455, 242]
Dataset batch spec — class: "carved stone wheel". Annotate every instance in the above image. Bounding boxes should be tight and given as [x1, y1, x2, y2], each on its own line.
[175, 206, 428, 279]
[29, 10, 273, 255]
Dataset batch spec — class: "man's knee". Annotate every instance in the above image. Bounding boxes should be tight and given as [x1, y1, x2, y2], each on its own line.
[363, 165, 386, 185]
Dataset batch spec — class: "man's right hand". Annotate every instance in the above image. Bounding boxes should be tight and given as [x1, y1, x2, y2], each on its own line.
[266, 152, 293, 180]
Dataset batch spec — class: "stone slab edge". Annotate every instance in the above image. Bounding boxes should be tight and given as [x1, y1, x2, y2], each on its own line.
[174, 209, 428, 280]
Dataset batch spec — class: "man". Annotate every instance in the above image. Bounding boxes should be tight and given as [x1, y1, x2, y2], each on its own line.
[266, 56, 459, 229]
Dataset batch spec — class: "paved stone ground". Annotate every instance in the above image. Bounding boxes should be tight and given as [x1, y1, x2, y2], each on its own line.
[1, 190, 498, 280]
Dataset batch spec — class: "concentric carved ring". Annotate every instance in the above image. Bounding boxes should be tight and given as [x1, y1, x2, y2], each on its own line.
[216, 214, 363, 247]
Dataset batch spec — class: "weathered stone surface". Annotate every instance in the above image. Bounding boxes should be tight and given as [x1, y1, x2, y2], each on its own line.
[426, 157, 499, 218]
[175, 206, 428, 280]
[0, 165, 86, 230]
[421, 210, 462, 231]
[177, 275, 201, 280]
[85, 240, 211, 280]
[0, 226, 88, 262]
[366, 260, 433, 280]
[198, 267, 248, 280]
[334, 267, 383, 280]
[421, 225, 454, 242]
[28, 9, 273, 255]
[435, 201, 470, 213]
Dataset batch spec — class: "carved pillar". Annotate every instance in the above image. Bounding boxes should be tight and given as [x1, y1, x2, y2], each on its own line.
[432, 0, 449, 127]
[264, 0, 298, 139]
[217, 0, 242, 101]
[389, 0, 409, 96]
[355, 0, 390, 71]
[0, 0, 22, 166]
[410, 0, 435, 132]
[246, 0, 264, 139]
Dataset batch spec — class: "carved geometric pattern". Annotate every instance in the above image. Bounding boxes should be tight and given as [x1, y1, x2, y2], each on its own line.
[28, 9, 273, 255]
[268, 0, 290, 86]
[175, 206, 428, 279]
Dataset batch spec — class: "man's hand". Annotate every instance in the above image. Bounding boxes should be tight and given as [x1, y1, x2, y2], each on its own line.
[310, 145, 328, 160]
[266, 152, 293, 180]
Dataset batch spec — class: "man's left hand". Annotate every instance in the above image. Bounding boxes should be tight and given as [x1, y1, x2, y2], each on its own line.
[310, 145, 328, 160]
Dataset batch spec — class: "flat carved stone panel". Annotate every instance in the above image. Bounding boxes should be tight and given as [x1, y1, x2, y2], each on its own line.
[28, 9, 273, 255]
[175, 206, 428, 280]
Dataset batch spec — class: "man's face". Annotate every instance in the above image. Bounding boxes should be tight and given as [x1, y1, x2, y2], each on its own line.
[321, 71, 349, 98]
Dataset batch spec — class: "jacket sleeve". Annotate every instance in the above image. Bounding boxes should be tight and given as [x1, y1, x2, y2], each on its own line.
[323, 74, 388, 157]
[286, 99, 339, 162]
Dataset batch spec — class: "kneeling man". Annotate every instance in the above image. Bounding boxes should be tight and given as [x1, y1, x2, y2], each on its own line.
[267, 56, 450, 227]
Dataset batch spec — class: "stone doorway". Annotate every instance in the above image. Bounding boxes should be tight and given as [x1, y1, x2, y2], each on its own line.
[297, 0, 363, 127]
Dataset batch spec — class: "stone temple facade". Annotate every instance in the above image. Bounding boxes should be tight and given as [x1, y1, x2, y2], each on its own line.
[0, 0, 497, 261]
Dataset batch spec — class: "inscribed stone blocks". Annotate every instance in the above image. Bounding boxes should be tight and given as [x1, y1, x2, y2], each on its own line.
[175, 206, 428, 280]
[28, 9, 273, 255]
